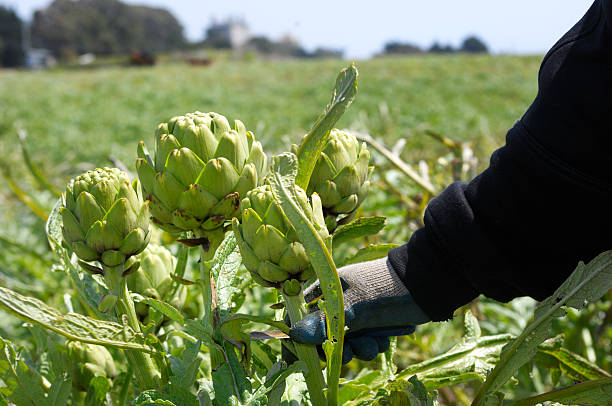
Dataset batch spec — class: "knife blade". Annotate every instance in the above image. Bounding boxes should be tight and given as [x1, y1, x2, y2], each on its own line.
[249, 330, 291, 340]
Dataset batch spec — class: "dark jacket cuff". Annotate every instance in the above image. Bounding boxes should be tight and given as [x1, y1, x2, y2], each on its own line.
[388, 225, 479, 322]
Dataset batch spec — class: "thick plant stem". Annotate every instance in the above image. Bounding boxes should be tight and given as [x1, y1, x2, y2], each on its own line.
[194, 229, 223, 331]
[282, 291, 327, 406]
[103, 266, 161, 390]
[197, 245, 226, 371]
[118, 278, 161, 390]
[198, 257, 214, 331]
[118, 362, 133, 406]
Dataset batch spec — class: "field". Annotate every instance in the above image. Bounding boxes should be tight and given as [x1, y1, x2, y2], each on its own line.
[0, 55, 540, 230]
[0, 55, 539, 173]
[2, 55, 610, 405]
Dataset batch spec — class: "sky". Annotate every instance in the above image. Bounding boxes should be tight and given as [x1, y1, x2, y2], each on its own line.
[2, 0, 595, 59]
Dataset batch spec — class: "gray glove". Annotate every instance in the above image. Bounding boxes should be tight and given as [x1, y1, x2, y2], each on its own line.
[289, 258, 430, 363]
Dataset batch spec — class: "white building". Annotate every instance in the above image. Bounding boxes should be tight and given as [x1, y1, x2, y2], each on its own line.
[206, 19, 251, 48]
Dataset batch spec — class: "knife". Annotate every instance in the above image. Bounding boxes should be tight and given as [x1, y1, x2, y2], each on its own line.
[249, 330, 291, 340]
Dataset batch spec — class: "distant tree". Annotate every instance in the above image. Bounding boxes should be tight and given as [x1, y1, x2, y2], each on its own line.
[0, 6, 24, 67]
[460, 35, 488, 53]
[428, 41, 454, 54]
[306, 47, 343, 59]
[246, 35, 307, 57]
[31, 0, 185, 57]
[247, 36, 275, 53]
[382, 41, 422, 55]
[129, 6, 185, 52]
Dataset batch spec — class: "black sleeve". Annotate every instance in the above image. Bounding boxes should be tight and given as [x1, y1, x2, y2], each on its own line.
[388, 0, 612, 321]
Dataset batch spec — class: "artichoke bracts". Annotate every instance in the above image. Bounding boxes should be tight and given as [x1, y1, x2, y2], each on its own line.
[60, 168, 150, 270]
[232, 185, 328, 288]
[136, 112, 267, 255]
[127, 244, 186, 320]
[67, 341, 117, 391]
[307, 129, 371, 230]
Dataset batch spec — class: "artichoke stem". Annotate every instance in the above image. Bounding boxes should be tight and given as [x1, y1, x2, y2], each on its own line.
[118, 278, 162, 390]
[282, 291, 327, 406]
[103, 265, 161, 390]
[198, 247, 226, 370]
[198, 255, 214, 331]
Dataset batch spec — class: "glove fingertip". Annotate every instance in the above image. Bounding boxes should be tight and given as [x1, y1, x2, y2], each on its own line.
[342, 344, 353, 364]
[349, 336, 378, 361]
[374, 336, 390, 353]
[289, 312, 327, 345]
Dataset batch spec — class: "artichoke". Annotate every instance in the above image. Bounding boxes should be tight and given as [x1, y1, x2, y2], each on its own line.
[127, 243, 186, 319]
[232, 185, 328, 288]
[136, 112, 267, 244]
[307, 129, 371, 229]
[61, 167, 150, 269]
[67, 341, 117, 391]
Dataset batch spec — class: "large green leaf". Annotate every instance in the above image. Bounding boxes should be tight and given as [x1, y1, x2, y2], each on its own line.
[243, 361, 306, 406]
[211, 231, 249, 320]
[472, 250, 612, 405]
[535, 336, 610, 382]
[211, 341, 252, 406]
[0, 286, 155, 352]
[510, 377, 612, 406]
[295, 63, 358, 189]
[134, 384, 199, 406]
[84, 375, 111, 406]
[332, 216, 386, 246]
[0, 337, 50, 406]
[340, 313, 512, 405]
[133, 294, 185, 325]
[396, 312, 513, 389]
[341, 243, 398, 266]
[269, 153, 345, 405]
[47, 375, 72, 406]
[169, 339, 204, 390]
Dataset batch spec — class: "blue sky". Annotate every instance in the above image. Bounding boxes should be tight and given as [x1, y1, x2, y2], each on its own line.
[3, 0, 594, 58]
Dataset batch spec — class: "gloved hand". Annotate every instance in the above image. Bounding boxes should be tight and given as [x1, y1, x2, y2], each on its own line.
[289, 258, 431, 363]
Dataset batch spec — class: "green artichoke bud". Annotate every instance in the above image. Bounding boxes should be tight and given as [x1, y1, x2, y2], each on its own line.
[61, 167, 150, 268]
[307, 129, 371, 229]
[232, 185, 328, 288]
[67, 341, 117, 391]
[127, 244, 186, 319]
[136, 112, 267, 237]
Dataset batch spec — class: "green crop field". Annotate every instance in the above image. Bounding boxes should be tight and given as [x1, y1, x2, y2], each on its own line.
[0, 54, 540, 228]
[0, 54, 539, 173]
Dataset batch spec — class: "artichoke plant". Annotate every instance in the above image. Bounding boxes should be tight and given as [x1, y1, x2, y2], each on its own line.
[127, 243, 186, 319]
[67, 341, 117, 392]
[136, 112, 267, 253]
[232, 184, 328, 288]
[61, 167, 150, 270]
[307, 129, 371, 230]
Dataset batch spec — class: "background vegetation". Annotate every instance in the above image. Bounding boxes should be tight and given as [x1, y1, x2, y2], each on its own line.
[31, 0, 185, 57]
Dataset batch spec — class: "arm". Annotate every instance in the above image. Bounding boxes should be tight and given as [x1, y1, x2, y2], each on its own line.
[291, 0, 612, 361]
[390, 0, 612, 321]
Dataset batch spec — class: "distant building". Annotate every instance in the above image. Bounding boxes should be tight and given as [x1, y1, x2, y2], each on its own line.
[205, 18, 251, 49]
[25, 48, 55, 69]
